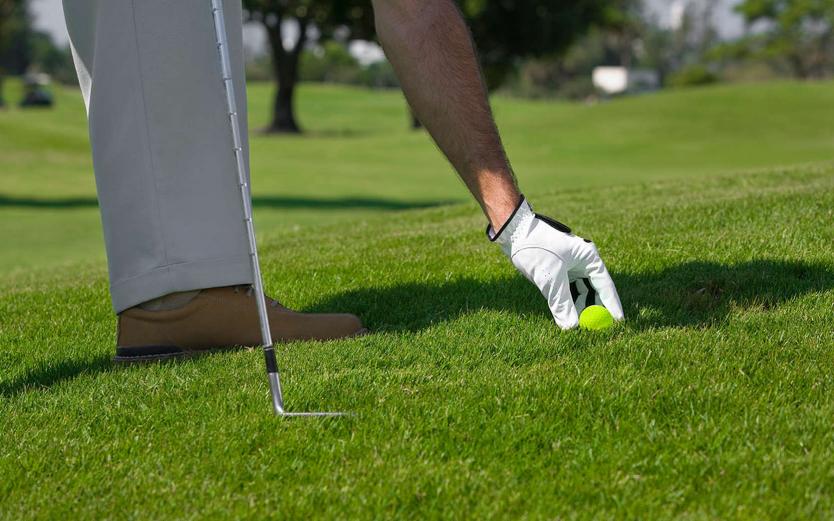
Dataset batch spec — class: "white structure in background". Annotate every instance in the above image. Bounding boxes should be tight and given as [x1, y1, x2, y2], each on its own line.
[348, 40, 386, 67]
[592, 67, 660, 95]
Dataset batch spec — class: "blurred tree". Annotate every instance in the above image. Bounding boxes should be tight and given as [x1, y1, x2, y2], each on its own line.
[596, 0, 644, 68]
[243, 0, 374, 133]
[356, 59, 399, 88]
[640, 0, 721, 84]
[0, 0, 28, 106]
[459, 0, 627, 89]
[299, 41, 361, 83]
[735, 0, 834, 79]
[246, 0, 628, 132]
[503, 0, 652, 99]
[29, 30, 77, 86]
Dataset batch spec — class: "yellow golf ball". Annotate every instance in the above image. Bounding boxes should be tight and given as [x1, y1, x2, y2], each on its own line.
[579, 305, 614, 331]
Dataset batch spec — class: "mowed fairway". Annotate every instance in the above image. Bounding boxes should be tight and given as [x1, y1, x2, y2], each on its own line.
[1, 80, 834, 519]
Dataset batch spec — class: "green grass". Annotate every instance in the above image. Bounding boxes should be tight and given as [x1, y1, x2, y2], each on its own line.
[1, 80, 834, 519]
[1, 79, 833, 273]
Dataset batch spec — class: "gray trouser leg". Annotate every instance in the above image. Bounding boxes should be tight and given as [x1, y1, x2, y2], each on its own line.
[63, 0, 254, 313]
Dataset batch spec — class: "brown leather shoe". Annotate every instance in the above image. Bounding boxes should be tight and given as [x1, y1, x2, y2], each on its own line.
[114, 286, 366, 362]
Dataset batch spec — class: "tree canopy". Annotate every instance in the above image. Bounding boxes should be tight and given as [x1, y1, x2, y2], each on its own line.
[735, 0, 834, 78]
[0, 0, 29, 71]
[242, 0, 637, 132]
[0, 0, 28, 105]
[460, 0, 628, 88]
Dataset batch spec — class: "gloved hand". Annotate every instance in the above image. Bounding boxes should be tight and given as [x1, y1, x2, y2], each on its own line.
[488, 197, 624, 330]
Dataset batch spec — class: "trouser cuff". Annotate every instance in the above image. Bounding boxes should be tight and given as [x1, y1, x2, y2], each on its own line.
[109, 255, 254, 313]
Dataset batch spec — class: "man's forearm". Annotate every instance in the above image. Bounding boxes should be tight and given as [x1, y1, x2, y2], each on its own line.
[372, 0, 521, 228]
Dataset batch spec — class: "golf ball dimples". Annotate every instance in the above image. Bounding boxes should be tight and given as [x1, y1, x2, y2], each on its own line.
[579, 305, 614, 330]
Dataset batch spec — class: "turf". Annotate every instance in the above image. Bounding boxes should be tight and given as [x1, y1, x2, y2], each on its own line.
[1, 80, 834, 519]
[1, 79, 834, 272]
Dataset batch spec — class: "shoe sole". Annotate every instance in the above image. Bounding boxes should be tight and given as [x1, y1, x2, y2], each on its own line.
[114, 345, 200, 364]
[113, 329, 370, 364]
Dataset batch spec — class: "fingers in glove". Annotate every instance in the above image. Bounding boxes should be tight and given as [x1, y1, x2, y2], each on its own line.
[585, 255, 625, 321]
[548, 266, 580, 330]
[512, 249, 581, 330]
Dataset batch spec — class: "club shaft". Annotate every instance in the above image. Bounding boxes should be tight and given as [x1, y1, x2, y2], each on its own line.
[210, 0, 283, 415]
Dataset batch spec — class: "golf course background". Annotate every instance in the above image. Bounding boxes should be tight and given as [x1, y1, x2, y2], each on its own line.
[1, 80, 833, 518]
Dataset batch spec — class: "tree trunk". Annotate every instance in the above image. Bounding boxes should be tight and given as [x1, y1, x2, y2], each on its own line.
[787, 52, 809, 80]
[263, 18, 307, 134]
[270, 59, 301, 133]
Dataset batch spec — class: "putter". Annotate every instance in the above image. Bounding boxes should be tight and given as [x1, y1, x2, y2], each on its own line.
[210, 0, 348, 417]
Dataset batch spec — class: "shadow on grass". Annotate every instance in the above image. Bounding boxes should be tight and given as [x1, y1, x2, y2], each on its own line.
[309, 259, 834, 332]
[5, 259, 830, 397]
[0, 194, 454, 212]
[0, 354, 114, 398]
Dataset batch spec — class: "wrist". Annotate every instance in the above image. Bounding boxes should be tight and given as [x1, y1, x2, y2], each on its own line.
[486, 200, 520, 232]
[474, 169, 521, 230]
[486, 195, 534, 255]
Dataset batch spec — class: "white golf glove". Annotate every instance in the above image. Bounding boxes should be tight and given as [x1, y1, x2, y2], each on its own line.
[488, 197, 624, 330]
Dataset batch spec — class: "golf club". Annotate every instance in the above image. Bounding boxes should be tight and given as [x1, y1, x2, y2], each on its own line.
[210, 0, 348, 417]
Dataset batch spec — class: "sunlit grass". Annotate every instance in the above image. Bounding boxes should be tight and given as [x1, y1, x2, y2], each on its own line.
[1, 81, 833, 519]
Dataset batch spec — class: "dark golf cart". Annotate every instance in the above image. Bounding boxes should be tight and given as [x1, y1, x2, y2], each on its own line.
[20, 73, 54, 108]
